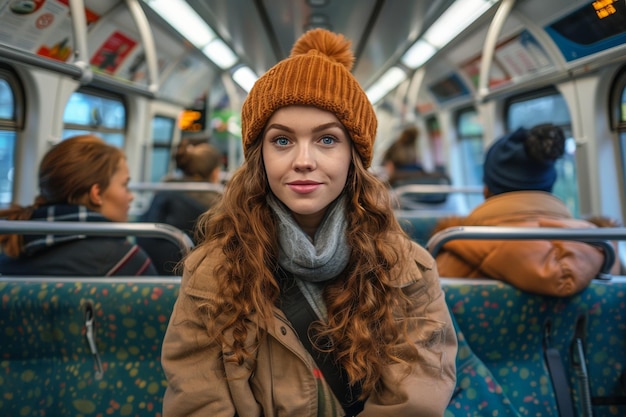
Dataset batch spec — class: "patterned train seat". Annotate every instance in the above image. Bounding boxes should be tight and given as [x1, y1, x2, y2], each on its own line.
[0, 277, 179, 417]
[2, 276, 624, 416]
[443, 277, 626, 417]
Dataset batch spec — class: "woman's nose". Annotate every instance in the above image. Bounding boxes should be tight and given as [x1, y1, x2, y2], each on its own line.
[292, 144, 315, 171]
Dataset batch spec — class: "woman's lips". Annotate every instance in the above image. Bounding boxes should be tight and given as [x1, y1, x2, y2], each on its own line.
[288, 182, 320, 194]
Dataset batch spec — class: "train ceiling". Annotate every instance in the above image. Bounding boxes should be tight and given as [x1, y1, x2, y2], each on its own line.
[1, 0, 625, 111]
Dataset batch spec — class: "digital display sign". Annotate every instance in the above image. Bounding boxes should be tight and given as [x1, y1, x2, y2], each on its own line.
[179, 109, 206, 132]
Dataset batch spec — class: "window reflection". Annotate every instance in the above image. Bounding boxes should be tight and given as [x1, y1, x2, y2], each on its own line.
[62, 90, 126, 147]
[0, 80, 15, 119]
[150, 116, 175, 182]
[456, 108, 484, 210]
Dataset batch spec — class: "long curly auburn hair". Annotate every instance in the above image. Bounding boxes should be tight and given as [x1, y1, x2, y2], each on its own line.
[191, 140, 420, 398]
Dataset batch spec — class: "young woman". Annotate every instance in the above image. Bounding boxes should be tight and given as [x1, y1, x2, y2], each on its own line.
[0, 134, 157, 276]
[162, 29, 456, 417]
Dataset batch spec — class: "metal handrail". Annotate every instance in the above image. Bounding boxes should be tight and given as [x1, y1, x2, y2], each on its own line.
[393, 184, 484, 195]
[0, 221, 194, 254]
[129, 182, 224, 193]
[426, 226, 620, 279]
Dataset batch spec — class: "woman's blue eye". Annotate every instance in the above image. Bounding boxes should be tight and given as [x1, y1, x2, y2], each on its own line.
[321, 136, 335, 145]
[276, 137, 290, 146]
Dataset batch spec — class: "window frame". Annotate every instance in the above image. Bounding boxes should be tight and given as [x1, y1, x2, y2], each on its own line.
[149, 114, 176, 183]
[609, 66, 626, 218]
[0, 65, 24, 130]
[454, 106, 485, 210]
[0, 64, 24, 207]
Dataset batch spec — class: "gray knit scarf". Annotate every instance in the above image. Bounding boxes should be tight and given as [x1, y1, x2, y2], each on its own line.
[268, 194, 350, 319]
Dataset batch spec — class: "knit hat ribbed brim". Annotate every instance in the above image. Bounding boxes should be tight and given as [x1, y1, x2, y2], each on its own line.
[241, 29, 377, 167]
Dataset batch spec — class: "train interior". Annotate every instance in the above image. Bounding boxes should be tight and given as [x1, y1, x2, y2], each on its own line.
[1, 0, 626, 415]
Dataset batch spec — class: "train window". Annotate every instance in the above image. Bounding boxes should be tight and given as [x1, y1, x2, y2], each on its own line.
[0, 68, 22, 207]
[506, 89, 579, 216]
[62, 89, 126, 147]
[0, 80, 14, 119]
[425, 116, 444, 170]
[150, 116, 175, 182]
[615, 68, 626, 194]
[456, 108, 484, 208]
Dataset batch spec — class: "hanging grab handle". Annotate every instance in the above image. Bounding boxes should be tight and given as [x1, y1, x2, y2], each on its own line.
[570, 314, 593, 417]
[84, 302, 104, 380]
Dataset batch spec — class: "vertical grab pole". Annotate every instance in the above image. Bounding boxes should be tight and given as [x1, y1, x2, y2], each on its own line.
[67, 0, 93, 84]
[477, 0, 516, 102]
[125, 0, 160, 94]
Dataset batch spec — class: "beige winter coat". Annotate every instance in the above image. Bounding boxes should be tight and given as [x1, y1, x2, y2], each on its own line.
[433, 191, 611, 296]
[162, 237, 457, 417]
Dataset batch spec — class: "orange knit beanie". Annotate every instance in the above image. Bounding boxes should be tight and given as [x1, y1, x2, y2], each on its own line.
[241, 28, 377, 167]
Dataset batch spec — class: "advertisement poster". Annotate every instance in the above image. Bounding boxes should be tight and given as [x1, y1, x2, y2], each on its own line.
[90, 30, 137, 74]
[494, 31, 551, 78]
[460, 55, 511, 90]
[0, 0, 100, 62]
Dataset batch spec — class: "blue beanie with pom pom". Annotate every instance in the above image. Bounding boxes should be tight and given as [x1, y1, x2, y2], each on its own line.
[483, 127, 560, 195]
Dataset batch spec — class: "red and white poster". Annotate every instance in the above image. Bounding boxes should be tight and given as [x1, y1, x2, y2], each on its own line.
[494, 33, 551, 78]
[460, 55, 511, 90]
[0, 0, 101, 62]
[90, 30, 137, 74]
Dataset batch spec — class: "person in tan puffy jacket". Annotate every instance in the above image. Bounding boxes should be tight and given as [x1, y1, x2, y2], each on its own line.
[432, 124, 616, 297]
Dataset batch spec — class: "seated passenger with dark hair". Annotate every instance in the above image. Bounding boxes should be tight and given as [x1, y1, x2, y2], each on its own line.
[138, 140, 222, 275]
[431, 124, 617, 297]
[381, 125, 424, 186]
[0, 135, 157, 276]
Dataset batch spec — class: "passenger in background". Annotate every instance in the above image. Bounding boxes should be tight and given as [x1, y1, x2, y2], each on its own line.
[138, 139, 222, 275]
[162, 29, 456, 417]
[0, 135, 157, 276]
[381, 124, 424, 186]
[382, 125, 451, 208]
[431, 124, 615, 297]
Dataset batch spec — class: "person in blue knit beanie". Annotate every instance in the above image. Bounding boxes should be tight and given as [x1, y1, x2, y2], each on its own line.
[482, 124, 564, 196]
[431, 123, 618, 297]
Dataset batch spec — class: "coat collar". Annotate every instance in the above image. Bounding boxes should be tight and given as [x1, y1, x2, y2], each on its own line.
[468, 191, 572, 222]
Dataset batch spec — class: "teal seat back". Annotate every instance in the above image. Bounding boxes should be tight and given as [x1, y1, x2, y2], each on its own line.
[0, 277, 180, 416]
[3, 276, 624, 417]
[397, 214, 442, 246]
[443, 278, 626, 417]
[446, 305, 522, 416]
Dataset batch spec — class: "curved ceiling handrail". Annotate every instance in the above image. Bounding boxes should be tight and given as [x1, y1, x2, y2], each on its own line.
[126, 0, 159, 93]
[477, 0, 515, 101]
[426, 226, 621, 279]
[0, 220, 194, 254]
